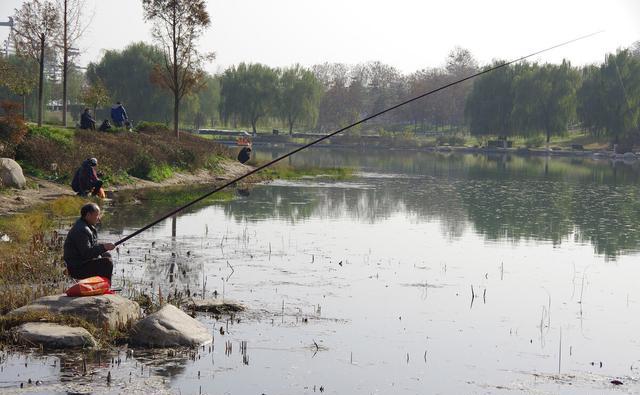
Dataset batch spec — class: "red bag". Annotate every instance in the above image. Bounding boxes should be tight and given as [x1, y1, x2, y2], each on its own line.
[66, 276, 111, 297]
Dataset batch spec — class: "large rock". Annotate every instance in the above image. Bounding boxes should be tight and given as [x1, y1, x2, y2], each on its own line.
[0, 158, 26, 189]
[15, 322, 97, 349]
[129, 304, 211, 348]
[10, 294, 140, 330]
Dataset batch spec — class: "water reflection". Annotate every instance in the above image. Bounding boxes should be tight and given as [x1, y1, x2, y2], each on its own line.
[106, 150, 640, 259]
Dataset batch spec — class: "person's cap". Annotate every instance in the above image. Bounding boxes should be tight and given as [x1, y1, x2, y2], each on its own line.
[89, 158, 98, 166]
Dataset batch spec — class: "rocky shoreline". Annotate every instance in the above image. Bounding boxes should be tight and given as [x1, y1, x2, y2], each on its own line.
[8, 294, 244, 350]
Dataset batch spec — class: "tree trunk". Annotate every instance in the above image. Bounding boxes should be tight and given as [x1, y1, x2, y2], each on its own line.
[251, 119, 257, 134]
[37, 35, 45, 127]
[173, 95, 180, 139]
[288, 117, 294, 134]
[22, 95, 26, 120]
[172, 4, 179, 139]
[62, 0, 68, 127]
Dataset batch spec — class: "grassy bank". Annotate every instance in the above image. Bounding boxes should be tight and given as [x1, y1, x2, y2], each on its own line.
[5, 121, 233, 186]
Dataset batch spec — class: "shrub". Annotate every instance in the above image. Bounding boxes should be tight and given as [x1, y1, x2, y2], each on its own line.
[136, 121, 171, 134]
[128, 151, 154, 179]
[0, 105, 28, 158]
[525, 135, 545, 148]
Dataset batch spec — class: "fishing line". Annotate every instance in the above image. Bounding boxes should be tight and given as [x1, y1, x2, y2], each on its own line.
[114, 31, 602, 246]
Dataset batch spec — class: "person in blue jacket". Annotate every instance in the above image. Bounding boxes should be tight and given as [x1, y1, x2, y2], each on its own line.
[110, 101, 128, 127]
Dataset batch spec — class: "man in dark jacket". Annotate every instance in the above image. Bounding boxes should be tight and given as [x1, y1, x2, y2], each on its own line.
[80, 108, 96, 130]
[110, 101, 128, 127]
[237, 146, 252, 164]
[63, 203, 115, 282]
[76, 157, 103, 197]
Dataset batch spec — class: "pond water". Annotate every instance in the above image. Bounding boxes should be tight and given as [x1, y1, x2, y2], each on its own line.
[3, 149, 640, 394]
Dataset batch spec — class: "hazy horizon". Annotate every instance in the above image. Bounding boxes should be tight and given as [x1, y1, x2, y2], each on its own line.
[0, 0, 638, 74]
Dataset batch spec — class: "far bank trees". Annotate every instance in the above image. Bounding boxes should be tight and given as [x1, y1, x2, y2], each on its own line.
[578, 50, 640, 149]
[219, 63, 323, 134]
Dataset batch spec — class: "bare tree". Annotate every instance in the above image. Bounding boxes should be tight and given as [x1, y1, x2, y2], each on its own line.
[57, 0, 91, 127]
[142, 0, 212, 138]
[13, 0, 59, 126]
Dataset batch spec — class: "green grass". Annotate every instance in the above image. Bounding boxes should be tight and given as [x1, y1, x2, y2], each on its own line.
[27, 124, 75, 146]
[136, 186, 237, 205]
[148, 164, 175, 182]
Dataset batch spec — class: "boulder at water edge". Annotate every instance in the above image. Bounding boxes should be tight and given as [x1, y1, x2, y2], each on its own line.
[0, 158, 26, 189]
[14, 322, 97, 349]
[129, 304, 212, 348]
[10, 294, 141, 330]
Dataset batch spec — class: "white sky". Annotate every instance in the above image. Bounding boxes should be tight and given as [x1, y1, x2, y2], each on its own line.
[1, 0, 639, 74]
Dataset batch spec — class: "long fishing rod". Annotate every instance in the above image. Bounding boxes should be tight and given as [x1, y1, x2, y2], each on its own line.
[114, 31, 602, 247]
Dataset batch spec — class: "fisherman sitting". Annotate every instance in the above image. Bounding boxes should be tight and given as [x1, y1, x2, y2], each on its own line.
[71, 157, 104, 197]
[98, 119, 112, 132]
[237, 146, 252, 164]
[80, 108, 96, 131]
[63, 203, 115, 282]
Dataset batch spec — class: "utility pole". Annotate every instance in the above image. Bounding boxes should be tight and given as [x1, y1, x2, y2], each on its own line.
[0, 17, 14, 56]
[62, 0, 68, 126]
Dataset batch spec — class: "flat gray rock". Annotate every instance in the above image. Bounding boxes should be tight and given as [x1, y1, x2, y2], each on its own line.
[188, 298, 245, 314]
[130, 304, 211, 348]
[15, 322, 97, 349]
[0, 158, 26, 189]
[10, 294, 140, 330]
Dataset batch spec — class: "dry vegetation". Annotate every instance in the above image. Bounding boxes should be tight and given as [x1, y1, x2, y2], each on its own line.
[0, 196, 84, 314]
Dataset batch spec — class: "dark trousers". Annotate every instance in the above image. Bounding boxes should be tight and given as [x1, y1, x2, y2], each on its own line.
[67, 253, 113, 282]
[78, 180, 103, 197]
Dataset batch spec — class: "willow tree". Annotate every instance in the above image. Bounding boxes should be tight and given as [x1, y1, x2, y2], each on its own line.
[578, 50, 640, 147]
[13, 0, 59, 126]
[142, 0, 212, 138]
[278, 65, 322, 134]
[219, 63, 279, 134]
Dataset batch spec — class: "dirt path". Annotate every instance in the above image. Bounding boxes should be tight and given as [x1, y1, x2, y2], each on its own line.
[0, 161, 254, 216]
